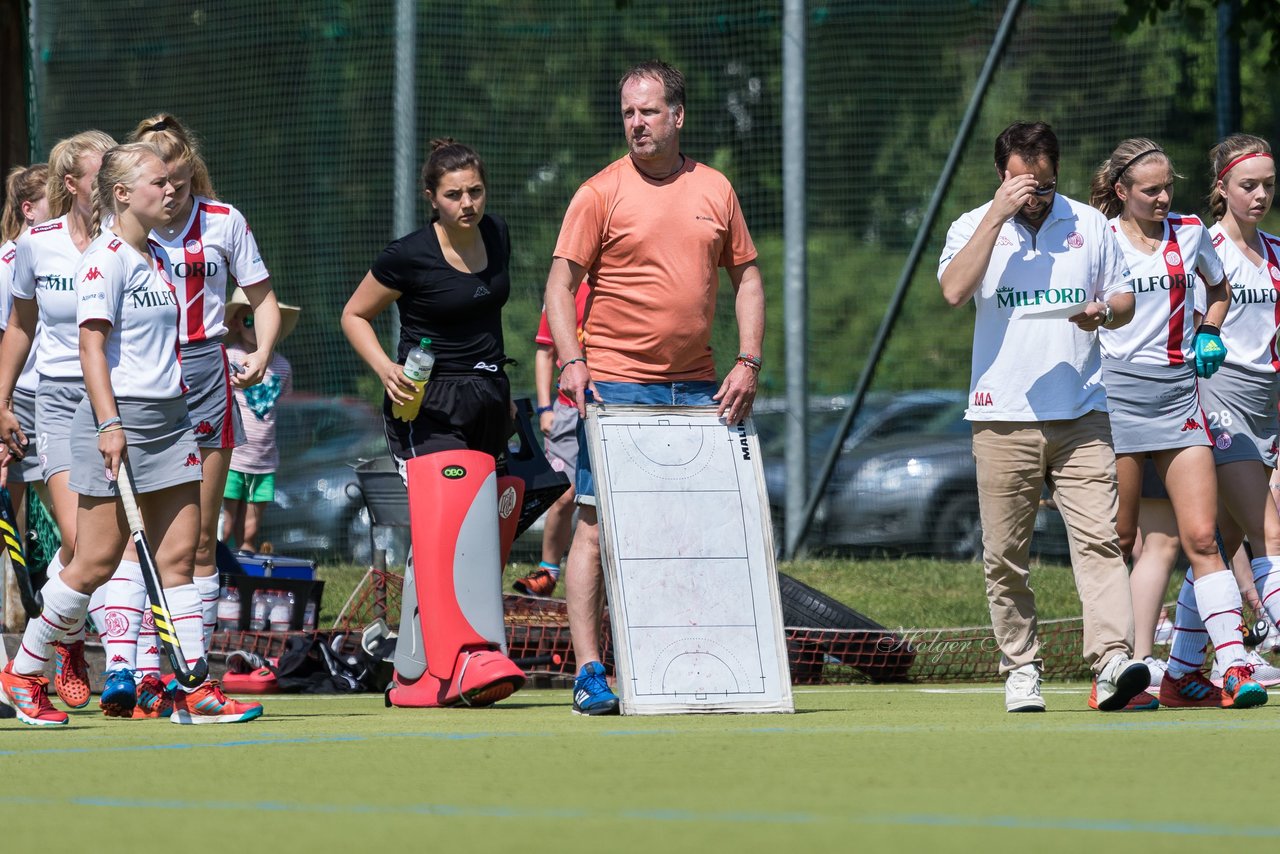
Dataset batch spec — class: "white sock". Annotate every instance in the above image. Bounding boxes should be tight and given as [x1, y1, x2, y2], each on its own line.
[1251, 555, 1280, 625]
[164, 584, 207, 691]
[1195, 569, 1247, 671]
[194, 573, 221, 649]
[136, 599, 161, 678]
[13, 574, 90, 676]
[45, 552, 86, 644]
[101, 560, 146, 673]
[1167, 568, 1207, 678]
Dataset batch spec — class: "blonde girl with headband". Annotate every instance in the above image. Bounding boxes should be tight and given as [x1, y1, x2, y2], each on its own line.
[128, 114, 283, 658]
[0, 143, 262, 726]
[0, 163, 50, 524]
[1089, 138, 1263, 710]
[0, 131, 117, 712]
[1164, 134, 1280, 698]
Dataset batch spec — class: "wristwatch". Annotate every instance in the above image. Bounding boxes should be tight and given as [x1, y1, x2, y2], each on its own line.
[1101, 302, 1114, 328]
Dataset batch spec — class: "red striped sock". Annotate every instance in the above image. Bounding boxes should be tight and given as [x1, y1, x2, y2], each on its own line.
[1195, 569, 1246, 672]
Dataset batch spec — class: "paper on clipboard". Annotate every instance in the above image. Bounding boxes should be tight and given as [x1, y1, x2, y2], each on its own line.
[1011, 299, 1089, 320]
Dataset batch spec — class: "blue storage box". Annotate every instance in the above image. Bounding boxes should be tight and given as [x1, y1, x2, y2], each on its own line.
[233, 553, 316, 580]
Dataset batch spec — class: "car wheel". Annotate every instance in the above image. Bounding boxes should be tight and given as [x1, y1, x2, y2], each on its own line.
[932, 495, 983, 562]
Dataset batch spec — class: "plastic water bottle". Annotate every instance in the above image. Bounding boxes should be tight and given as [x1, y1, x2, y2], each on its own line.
[250, 590, 269, 631]
[217, 586, 241, 633]
[391, 337, 435, 422]
[270, 590, 295, 632]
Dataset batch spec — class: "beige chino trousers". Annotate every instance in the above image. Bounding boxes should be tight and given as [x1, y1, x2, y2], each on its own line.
[971, 410, 1135, 675]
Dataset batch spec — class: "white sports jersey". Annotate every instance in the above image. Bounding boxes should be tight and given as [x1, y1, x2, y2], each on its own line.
[938, 194, 1131, 421]
[1101, 214, 1223, 366]
[1209, 223, 1280, 374]
[76, 233, 183, 399]
[12, 215, 85, 380]
[149, 197, 270, 345]
[0, 239, 39, 393]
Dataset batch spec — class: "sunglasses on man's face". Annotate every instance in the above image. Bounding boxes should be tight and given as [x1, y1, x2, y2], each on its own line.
[1032, 181, 1057, 197]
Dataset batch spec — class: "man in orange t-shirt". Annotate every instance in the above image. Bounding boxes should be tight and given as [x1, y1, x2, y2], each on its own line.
[543, 60, 765, 716]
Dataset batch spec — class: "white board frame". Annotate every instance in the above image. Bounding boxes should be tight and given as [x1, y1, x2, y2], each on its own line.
[585, 404, 793, 715]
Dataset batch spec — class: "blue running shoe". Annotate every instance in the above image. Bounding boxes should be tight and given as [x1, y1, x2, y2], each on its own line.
[572, 661, 619, 716]
[100, 668, 137, 717]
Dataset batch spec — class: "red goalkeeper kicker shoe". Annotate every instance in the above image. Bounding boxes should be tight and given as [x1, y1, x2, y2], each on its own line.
[170, 681, 263, 725]
[0, 663, 68, 726]
[53, 640, 91, 709]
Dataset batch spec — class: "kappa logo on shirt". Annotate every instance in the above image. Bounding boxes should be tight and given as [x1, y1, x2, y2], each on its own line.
[995, 236, 1013, 247]
[1181, 418, 1201, 432]
[473, 285, 491, 298]
[82, 267, 104, 282]
[193, 420, 215, 436]
[184, 453, 202, 467]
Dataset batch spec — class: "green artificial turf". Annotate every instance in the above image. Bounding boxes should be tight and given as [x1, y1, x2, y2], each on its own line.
[2, 685, 1275, 853]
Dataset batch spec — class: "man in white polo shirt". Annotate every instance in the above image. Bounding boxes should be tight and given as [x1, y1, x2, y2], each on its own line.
[939, 121, 1149, 713]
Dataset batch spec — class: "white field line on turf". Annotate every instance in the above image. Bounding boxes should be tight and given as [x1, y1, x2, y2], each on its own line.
[239, 685, 1089, 701]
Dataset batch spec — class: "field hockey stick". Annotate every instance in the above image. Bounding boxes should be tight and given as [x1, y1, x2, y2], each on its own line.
[115, 462, 209, 688]
[0, 487, 41, 617]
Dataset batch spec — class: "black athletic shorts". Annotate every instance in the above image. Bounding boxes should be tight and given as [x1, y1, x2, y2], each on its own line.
[383, 371, 512, 466]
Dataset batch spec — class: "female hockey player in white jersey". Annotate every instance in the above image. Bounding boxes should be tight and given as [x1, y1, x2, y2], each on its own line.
[0, 131, 118, 712]
[0, 143, 262, 726]
[1090, 137, 1263, 711]
[128, 114, 284, 658]
[1165, 134, 1280, 701]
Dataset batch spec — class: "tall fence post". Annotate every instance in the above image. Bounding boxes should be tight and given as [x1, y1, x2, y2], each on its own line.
[781, 0, 808, 559]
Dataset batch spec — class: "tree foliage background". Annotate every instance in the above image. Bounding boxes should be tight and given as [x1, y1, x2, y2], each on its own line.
[21, 0, 1280, 400]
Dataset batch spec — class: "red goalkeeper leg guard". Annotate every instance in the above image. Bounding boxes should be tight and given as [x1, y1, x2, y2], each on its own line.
[387, 450, 526, 709]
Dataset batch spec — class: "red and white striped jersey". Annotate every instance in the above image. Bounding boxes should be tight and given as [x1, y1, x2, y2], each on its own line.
[1101, 214, 1223, 366]
[1209, 223, 1280, 374]
[0, 239, 39, 392]
[12, 215, 87, 380]
[149, 197, 269, 346]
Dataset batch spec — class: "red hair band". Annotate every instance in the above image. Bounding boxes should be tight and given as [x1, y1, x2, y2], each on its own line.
[1217, 151, 1274, 182]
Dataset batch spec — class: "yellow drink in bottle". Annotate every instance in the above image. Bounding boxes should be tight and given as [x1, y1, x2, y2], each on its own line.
[391, 337, 434, 422]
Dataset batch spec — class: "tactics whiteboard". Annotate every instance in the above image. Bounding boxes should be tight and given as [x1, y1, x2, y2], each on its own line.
[585, 405, 793, 715]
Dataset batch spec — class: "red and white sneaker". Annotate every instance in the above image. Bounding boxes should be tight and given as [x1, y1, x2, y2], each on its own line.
[1088, 684, 1159, 711]
[53, 640, 91, 709]
[512, 568, 558, 597]
[0, 663, 69, 726]
[170, 681, 264, 725]
[131, 674, 175, 720]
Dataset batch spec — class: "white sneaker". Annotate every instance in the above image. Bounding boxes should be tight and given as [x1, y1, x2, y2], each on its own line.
[1210, 650, 1280, 688]
[1094, 653, 1149, 711]
[1005, 663, 1045, 712]
[1144, 656, 1168, 690]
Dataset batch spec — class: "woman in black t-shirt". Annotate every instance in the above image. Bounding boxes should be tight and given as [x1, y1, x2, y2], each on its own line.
[342, 140, 513, 470]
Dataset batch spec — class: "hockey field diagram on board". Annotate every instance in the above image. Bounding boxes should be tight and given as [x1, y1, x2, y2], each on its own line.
[585, 405, 793, 715]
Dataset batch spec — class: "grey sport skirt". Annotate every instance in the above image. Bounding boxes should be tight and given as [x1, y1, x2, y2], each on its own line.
[1101, 358, 1211, 454]
[1198, 361, 1279, 467]
[35, 378, 85, 480]
[68, 396, 203, 497]
[181, 338, 245, 450]
[9, 387, 42, 484]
